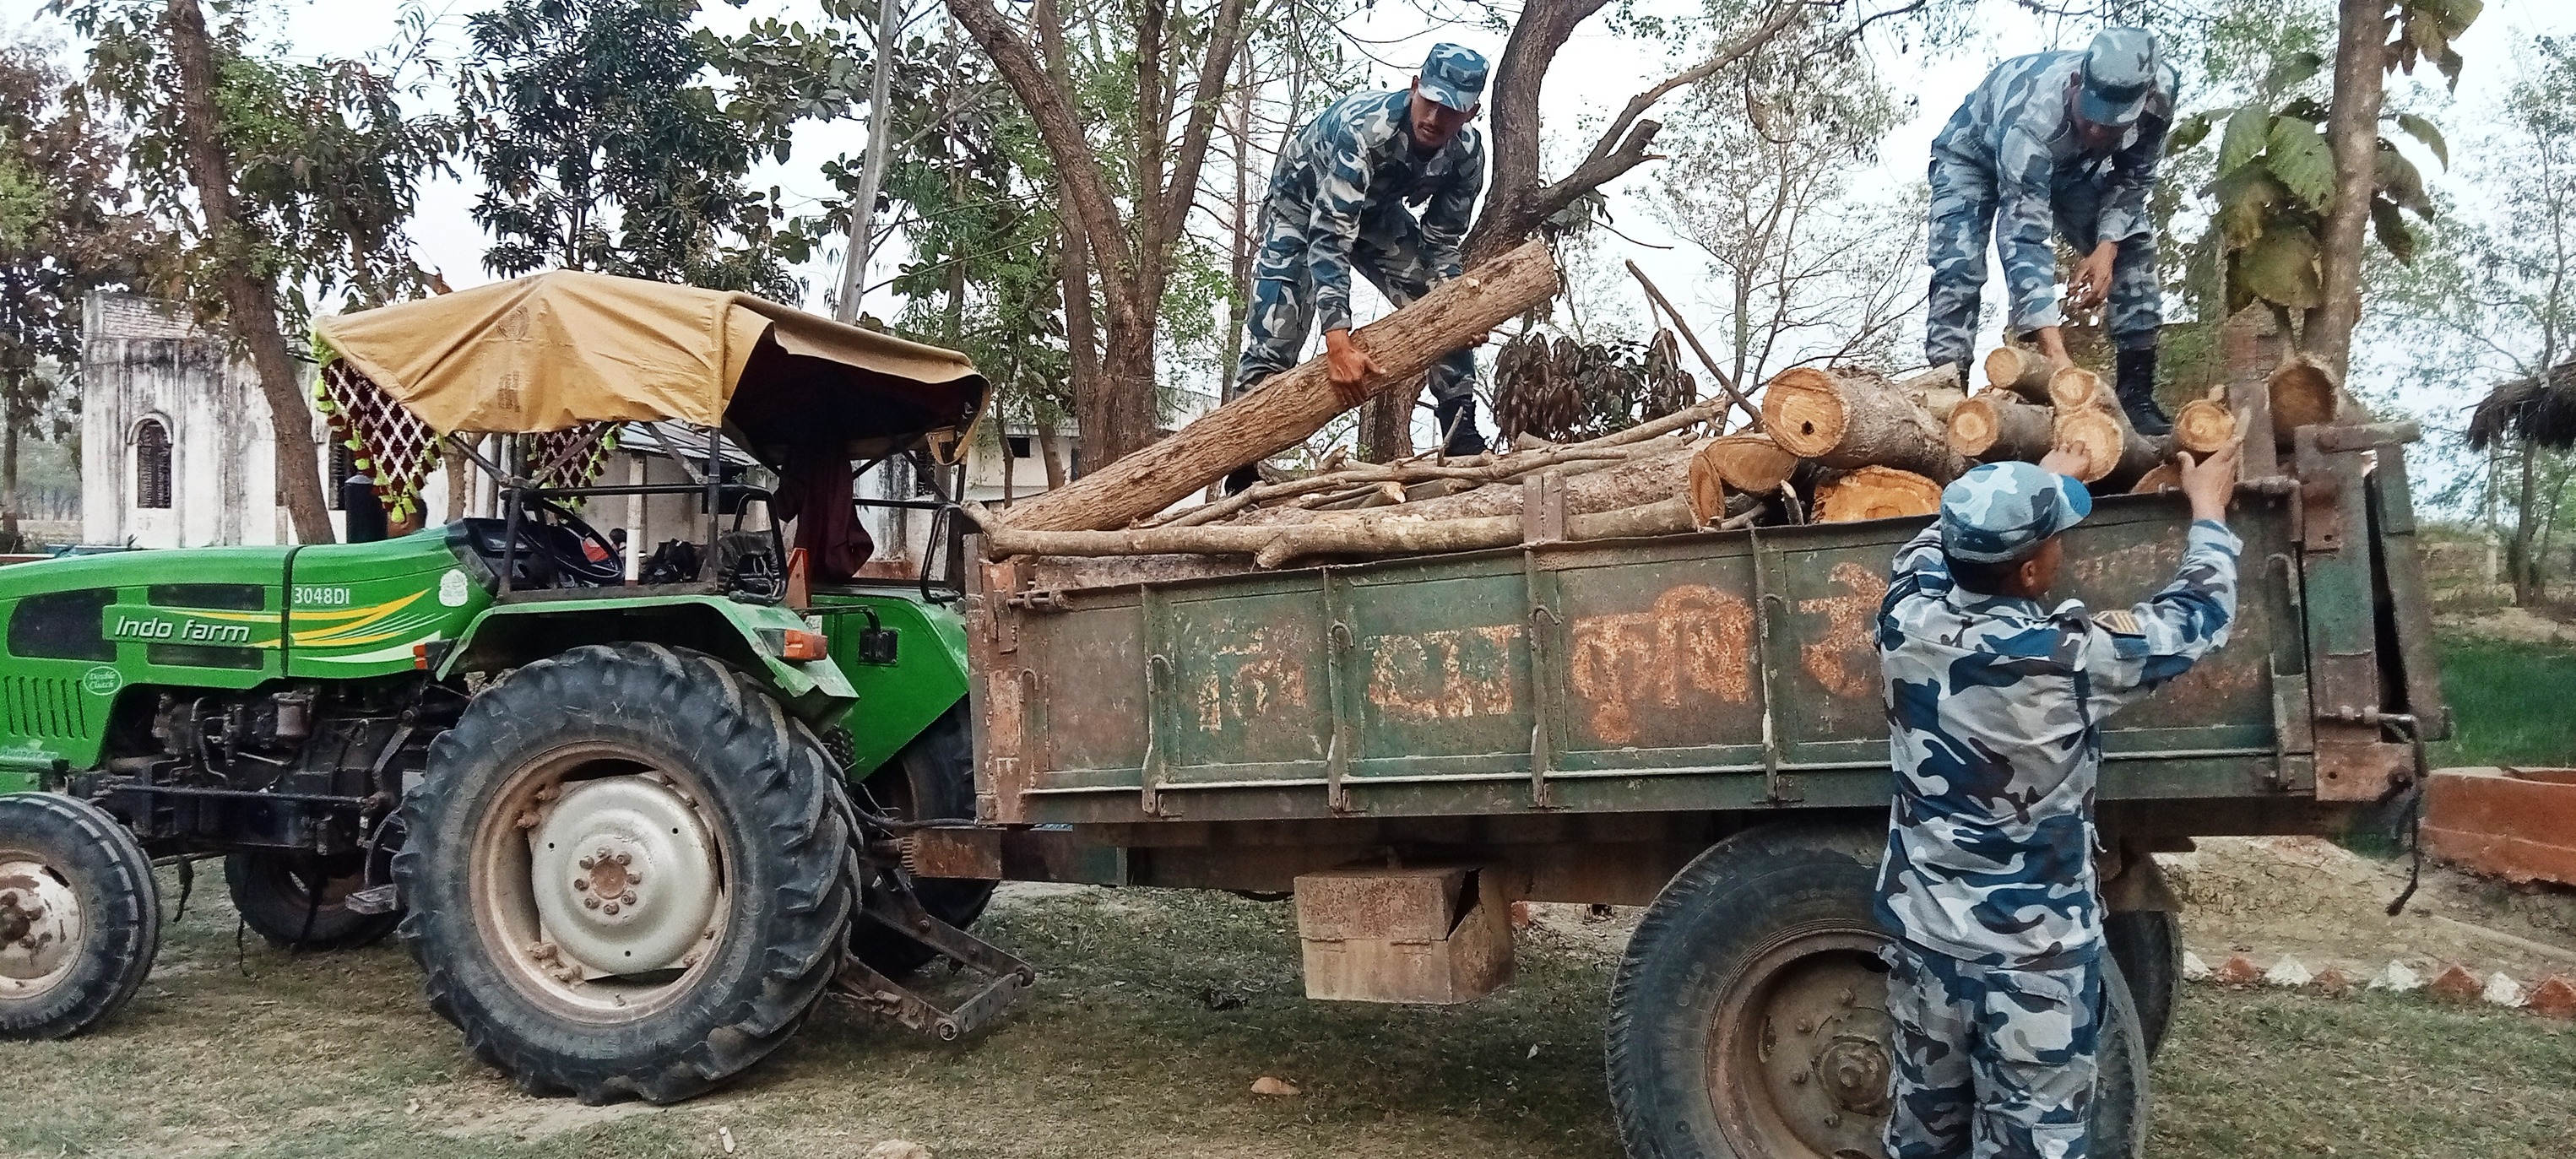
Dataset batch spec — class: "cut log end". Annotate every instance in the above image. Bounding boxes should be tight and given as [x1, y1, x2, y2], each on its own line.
[1984, 346, 2055, 400]
[1761, 367, 1851, 458]
[2172, 398, 2239, 455]
[1946, 393, 2055, 463]
[2269, 353, 2339, 439]
[2048, 366, 2110, 413]
[2055, 407, 2165, 488]
[1698, 435, 1800, 494]
[1814, 466, 1944, 523]
[2129, 463, 2183, 495]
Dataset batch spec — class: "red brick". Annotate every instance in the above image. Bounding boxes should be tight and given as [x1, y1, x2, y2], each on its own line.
[2309, 966, 2356, 996]
[2211, 954, 2263, 985]
[2429, 962, 2483, 1003]
[2527, 975, 2576, 1020]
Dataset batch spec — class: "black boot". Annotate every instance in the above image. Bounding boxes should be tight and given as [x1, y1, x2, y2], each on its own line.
[1435, 396, 1489, 458]
[2115, 347, 2172, 436]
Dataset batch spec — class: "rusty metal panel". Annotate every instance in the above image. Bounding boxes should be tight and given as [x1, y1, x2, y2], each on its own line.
[2367, 450, 2449, 739]
[2293, 431, 2383, 722]
[1016, 591, 1148, 783]
[1341, 562, 1535, 774]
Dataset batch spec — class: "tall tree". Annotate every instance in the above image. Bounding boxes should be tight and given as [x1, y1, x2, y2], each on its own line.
[458, 0, 809, 297]
[59, 0, 450, 543]
[0, 37, 149, 545]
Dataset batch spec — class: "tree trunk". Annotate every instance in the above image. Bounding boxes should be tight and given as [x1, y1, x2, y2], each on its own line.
[1, 371, 20, 542]
[1035, 417, 1067, 489]
[2512, 436, 2542, 606]
[979, 492, 1696, 568]
[998, 241, 1559, 532]
[1982, 345, 2055, 402]
[1947, 393, 2055, 463]
[2308, 0, 2394, 382]
[1761, 366, 1967, 481]
[165, 0, 333, 543]
[1814, 466, 1942, 523]
[1359, 385, 1414, 463]
[1895, 364, 1966, 423]
[1237, 439, 1698, 527]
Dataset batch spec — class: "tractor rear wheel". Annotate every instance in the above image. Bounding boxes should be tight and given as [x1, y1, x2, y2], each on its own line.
[226, 849, 399, 950]
[395, 644, 853, 1103]
[1606, 821, 2148, 1159]
[0, 793, 160, 1040]
[850, 706, 996, 976]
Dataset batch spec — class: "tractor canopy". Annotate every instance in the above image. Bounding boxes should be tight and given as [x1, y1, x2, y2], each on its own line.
[310, 271, 990, 517]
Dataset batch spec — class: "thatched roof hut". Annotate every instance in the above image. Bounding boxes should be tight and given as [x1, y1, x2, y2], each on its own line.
[2468, 360, 2576, 451]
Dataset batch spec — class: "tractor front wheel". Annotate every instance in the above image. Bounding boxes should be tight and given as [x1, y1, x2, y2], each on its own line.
[395, 644, 853, 1103]
[0, 793, 160, 1039]
[226, 849, 399, 950]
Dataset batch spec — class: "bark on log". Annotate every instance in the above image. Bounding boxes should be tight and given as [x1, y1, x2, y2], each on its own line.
[977, 494, 1700, 568]
[1760, 366, 1968, 481]
[1232, 440, 1701, 527]
[1695, 435, 1800, 494]
[1895, 364, 1967, 423]
[2129, 463, 2182, 495]
[1946, 393, 2055, 462]
[1983, 345, 2055, 402]
[999, 240, 1561, 531]
[2172, 397, 2240, 456]
[2268, 352, 2340, 442]
[1814, 466, 1944, 523]
[2055, 407, 2167, 490]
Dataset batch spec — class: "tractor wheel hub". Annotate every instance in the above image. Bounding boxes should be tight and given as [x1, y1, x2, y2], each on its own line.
[528, 776, 719, 978]
[0, 862, 84, 994]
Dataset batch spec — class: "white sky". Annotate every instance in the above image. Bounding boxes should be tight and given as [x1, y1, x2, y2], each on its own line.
[4, 0, 2569, 438]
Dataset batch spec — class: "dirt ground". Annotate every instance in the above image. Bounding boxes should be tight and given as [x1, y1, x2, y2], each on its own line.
[3, 839, 2570, 1159]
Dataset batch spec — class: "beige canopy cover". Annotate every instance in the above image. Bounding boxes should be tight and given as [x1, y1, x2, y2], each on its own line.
[312, 270, 986, 461]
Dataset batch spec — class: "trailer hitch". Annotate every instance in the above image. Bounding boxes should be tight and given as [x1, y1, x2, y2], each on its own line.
[828, 861, 1035, 1042]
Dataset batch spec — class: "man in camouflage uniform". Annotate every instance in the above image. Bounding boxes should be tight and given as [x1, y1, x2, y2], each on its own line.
[1874, 441, 2243, 1159]
[1227, 43, 1489, 491]
[1926, 27, 2181, 436]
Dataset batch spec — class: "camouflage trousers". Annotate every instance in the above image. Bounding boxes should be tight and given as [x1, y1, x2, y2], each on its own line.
[1882, 939, 2102, 1159]
[1923, 151, 2162, 369]
[1228, 198, 1477, 405]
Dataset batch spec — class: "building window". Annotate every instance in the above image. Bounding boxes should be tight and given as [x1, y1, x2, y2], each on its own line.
[134, 420, 172, 510]
[1006, 435, 1033, 459]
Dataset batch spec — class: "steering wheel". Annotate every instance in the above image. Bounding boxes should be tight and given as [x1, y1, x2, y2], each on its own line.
[524, 497, 627, 586]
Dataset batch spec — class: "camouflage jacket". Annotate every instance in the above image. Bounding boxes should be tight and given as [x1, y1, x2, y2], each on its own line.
[1930, 50, 2179, 337]
[1265, 89, 1485, 333]
[1872, 518, 2239, 967]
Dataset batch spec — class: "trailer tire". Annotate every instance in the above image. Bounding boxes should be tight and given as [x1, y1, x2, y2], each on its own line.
[2103, 908, 2182, 1059]
[225, 850, 399, 950]
[1606, 821, 2149, 1159]
[850, 706, 995, 977]
[0, 793, 160, 1040]
[395, 644, 853, 1104]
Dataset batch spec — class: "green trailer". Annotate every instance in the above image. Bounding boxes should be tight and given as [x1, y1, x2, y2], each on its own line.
[944, 418, 2445, 1158]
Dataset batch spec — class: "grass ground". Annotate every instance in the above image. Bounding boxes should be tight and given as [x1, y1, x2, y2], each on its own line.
[2428, 632, 2576, 767]
[4, 877, 2570, 1159]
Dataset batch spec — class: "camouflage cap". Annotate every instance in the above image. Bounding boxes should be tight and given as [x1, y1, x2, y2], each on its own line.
[2077, 27, 2160, 127]
[1940, 461, 2094, 563]
[1417, 43, 1489, 111]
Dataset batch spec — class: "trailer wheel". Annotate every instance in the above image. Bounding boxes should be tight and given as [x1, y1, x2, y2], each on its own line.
[0, 793, 160, 1040]
[850, 706, 996, 977]
[225, 850, 399, 950]
[2104, 909, 2181, 1059]
[395, 644, 853, 1103]
[1606, 821, 2148, 1159]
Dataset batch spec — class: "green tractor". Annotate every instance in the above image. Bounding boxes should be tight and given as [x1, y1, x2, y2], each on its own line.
[0, 273, 1022, 1102]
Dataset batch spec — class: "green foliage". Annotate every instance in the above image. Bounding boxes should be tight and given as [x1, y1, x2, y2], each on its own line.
[458, 0, 805, 297]
[2428, 635, 2576, 766]
[57, 0, 449, 333]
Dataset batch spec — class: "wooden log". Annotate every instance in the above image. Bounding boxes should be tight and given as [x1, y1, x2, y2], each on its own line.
[1814, 466, 1944, 523]
[2055, 407, 2167, 490]
[1946, 393, 2055, 462]
[1688, 452, 1728, 525]
[1983, 345, 2055, 402]
[1232, 440, 1702, 527]
[975, 494, 1700, 569]
[1695, 435, 1800, 495]
[2268, 352, 2339, 441]
[1000, 240, 1561, 532]
[2047, 366, 2113, 412]
[1895, 364, 1967, 423]
[1760, 366, 1968, 481]
[2129, 463, 2182, 495]
[2172, 397, 2239, 456]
